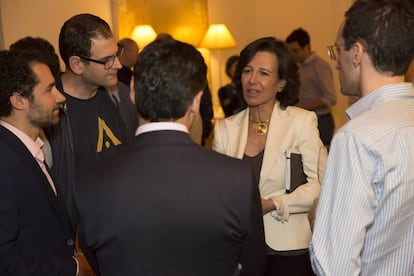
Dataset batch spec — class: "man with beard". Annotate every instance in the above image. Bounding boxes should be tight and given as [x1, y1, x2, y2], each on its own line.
[0, 50, 91, 275]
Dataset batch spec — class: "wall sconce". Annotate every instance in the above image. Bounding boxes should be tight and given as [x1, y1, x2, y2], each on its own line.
[130, 25, 157, 49]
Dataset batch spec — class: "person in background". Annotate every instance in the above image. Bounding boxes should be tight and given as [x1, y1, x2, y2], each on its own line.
[117, 37, 139, 87]
[310, 0, 414, 275]
[109, 39, 139, 144]
[115, 38, 140, 129]
[75, 38, 266, 276]
[213, 37, 324, 276]
[199, 83, 214, 146]
[0, 50, 92, 276]
[218, 55, 247, 117]
[286, 28, 337, 145]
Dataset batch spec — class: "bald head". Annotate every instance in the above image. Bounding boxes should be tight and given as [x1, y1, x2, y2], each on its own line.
[118, 38, 139, 68]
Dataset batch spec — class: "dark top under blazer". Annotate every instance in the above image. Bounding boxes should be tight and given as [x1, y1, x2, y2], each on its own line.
[0, 125, 76, 275]
[75, 130, 266, 276]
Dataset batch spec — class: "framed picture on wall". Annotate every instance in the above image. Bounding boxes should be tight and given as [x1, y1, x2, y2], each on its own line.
[111, 0, 208, 47]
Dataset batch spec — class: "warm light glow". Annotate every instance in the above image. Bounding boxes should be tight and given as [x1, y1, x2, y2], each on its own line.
[130, 25, 157, 48]
[201, 24, 237, 49]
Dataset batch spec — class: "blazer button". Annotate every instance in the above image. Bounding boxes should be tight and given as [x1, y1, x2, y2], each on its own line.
[67, 238, 74, 246]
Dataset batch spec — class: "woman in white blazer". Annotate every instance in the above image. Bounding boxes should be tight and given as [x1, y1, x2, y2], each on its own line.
[213, 37, 325, 276]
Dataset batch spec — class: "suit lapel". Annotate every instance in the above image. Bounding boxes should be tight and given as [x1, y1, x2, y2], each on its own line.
[0, 125, 72, 231]
[224, 109, 249, 159]
[259, 104, 293, 190]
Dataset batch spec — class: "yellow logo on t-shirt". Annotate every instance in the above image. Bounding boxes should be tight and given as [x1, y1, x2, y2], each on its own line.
[96, 117, 121, 152]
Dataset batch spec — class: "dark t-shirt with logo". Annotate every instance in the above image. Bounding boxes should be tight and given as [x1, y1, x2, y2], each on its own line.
[55, 76, 125, 171]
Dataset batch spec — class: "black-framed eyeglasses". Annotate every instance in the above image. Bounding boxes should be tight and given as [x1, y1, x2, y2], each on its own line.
[327, 44, 344, 61]
[78, 45, 124, 70]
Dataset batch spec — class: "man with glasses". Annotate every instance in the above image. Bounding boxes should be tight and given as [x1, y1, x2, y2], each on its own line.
[286, 28, 337, 146]
[310, 0, 414, 275]
[46, 13, 135, 228]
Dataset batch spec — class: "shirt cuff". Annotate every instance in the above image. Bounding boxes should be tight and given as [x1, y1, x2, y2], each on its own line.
[269, 195, 289, 222]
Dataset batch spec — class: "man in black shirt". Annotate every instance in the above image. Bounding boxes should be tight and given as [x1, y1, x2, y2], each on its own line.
[46, 13, 136, 228]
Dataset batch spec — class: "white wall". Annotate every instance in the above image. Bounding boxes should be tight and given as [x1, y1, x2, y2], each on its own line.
[0, 0, 113, 70]
[0, 0, 353, 130]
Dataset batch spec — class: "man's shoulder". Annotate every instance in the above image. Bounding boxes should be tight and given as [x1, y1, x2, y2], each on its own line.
[340, 99, 414, 143]
[0, 126, 25, 156]
[310, 53, 331, 67]
[0, 131, 35, 178]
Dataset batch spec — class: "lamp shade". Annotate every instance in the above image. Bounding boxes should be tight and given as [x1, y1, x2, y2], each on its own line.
[130, 25, 157, 48]
[201, 24, 236, 49]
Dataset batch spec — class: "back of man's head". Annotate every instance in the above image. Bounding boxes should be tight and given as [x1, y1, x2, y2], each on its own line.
[59, 13, 113, 69]
[0, 50, 39, 118]
[344, 0, 414, 76]
[118, 38, 139, 68]
[134, 39, 207, 122]
[10, 36, 61, 76]
[286, 28, 310, 48]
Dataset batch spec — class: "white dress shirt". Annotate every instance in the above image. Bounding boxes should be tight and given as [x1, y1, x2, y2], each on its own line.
[310, 83, 414, 275]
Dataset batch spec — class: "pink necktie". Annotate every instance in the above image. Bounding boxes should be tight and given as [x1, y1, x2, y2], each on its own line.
[35, 148, 57, 196]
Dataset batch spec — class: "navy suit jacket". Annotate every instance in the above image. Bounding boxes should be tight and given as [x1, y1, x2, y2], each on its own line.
[0, 125, 76, 275]
[75, 129, 266, 276]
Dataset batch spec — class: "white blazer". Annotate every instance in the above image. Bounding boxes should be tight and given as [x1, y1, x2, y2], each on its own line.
[213, 102, 323, 250]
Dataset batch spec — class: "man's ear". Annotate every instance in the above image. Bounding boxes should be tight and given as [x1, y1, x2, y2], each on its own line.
[352, 42, 364, 67]
[68, 56, 84, 75]
[10, 92, 27, 111]
[190, 90, 203, 115]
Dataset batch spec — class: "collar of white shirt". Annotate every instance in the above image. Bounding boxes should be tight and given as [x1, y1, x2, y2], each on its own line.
[0, 120, 44, 160]
[135, 122, 189, 136]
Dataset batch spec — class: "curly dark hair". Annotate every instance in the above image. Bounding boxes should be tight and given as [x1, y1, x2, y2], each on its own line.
[59, 13, 113, 69]
[233, 37, 300, 109]
[134, 39, 207, 121]
[343, 0, 414, 75]
[0, 50, 39, 117]
[10, 36, 61, 76]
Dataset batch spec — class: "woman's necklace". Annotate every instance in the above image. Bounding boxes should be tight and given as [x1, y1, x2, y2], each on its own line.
[250, 109, 271, 135]
[252, 119, 270, 135]
[250, 118, 270, 135]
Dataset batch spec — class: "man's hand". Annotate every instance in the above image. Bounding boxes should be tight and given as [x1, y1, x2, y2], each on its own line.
[261, 198, 276, 215]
